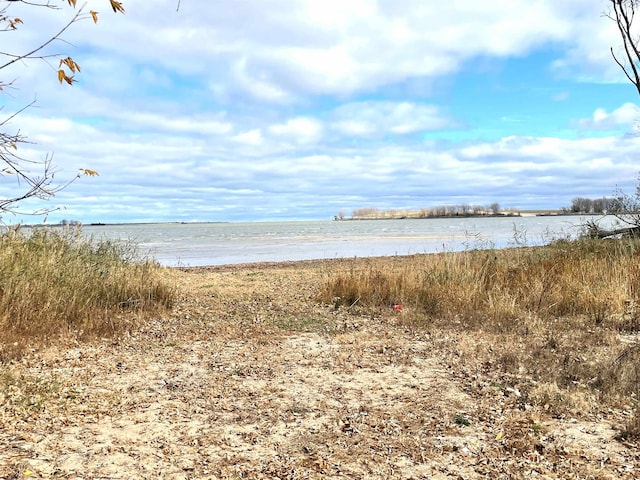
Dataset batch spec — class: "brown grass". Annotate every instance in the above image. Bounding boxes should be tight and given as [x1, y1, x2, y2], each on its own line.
[1, 255, 638, 478]
[0, 226, 175, 360]
[319, 238, 640, 436]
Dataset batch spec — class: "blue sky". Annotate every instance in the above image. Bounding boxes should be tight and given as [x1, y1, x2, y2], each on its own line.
[3, 0, 640, 223]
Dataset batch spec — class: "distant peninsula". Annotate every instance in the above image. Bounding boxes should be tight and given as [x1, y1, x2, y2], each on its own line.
[333, 204, 563, 221]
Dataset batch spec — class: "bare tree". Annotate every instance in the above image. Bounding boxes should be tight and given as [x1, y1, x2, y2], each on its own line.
[608, 178, 640, 225]
[0, 0, 125, 220]
[593, 197, 605, 213]
[584, 178, 640, 238]
[351, 207, 380, 219]
[570, 197, 595, 213]
[609, 0, 640, 96]
[587, 1, 640, 237]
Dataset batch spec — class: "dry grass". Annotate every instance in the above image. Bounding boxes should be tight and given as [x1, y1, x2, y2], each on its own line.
[0, 226, 175, 360]
[320, 238, 640, 436]
[1, 257, 639, 478]
[320, 239, 640, 327]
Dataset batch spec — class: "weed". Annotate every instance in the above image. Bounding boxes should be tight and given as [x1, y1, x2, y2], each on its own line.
[0, 367, 60, 413]
[453, 414, 471, 426]
[272, 314, 330, 332]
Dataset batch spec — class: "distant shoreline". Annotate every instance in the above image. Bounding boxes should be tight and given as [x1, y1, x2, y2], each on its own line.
[13, 221, 231, 228]
[8, 212, 606, 229]
[332, 211, 601, 221]
[335, 212, 522, 221]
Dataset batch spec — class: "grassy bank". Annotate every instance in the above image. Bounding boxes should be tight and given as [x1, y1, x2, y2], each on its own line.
[319, 238, 640, 437]
[0, 227, 175, 360]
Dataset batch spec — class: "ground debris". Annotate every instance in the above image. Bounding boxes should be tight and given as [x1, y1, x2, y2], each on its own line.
[1, 261, 638, 479]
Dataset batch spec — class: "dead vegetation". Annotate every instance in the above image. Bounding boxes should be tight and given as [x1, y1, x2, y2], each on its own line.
[1, 241, 639, 478]
[0, 227, 175, 361]
[320, 238, 640, 438]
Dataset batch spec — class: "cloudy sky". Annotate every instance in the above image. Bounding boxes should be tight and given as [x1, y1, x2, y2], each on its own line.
[2, 0, 640, 223]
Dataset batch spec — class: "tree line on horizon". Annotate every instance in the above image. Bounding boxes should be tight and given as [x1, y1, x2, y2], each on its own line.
[561, 197, 616, 214]
[336, 202, 514, 220]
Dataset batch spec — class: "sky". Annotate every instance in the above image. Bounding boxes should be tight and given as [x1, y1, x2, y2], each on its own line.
[2, 0, 640, 223]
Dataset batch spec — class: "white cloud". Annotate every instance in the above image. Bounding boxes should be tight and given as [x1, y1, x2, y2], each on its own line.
[577, 103, 640, 130]
[551, 2, 627, 82]
[232, 57, 293, 103]
[123, 112, 234, 136]
[331, 101, 457, 136]
[233, 129, 264, 145]
[9, 119, 639, 223]
[268, 117, 323, 142]
[3, 0, 640, 225]
[2, 0, 612, 101]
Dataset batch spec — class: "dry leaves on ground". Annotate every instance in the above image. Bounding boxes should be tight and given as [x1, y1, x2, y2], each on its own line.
[1, 260, 638, 479]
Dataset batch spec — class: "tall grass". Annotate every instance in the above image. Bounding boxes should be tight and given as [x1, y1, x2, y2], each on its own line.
[0, 226, 175, 360]
[320, 238, 640, 436]
[321, 238, 640, 330]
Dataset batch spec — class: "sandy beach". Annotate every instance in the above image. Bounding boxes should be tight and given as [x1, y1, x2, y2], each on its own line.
[1, 258, 638, 479]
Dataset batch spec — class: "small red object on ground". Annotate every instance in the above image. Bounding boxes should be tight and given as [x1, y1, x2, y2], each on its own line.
[393, 304, 403, 311]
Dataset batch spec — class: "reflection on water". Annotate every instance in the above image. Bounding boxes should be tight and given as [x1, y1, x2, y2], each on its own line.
[72, 215, 621, 267]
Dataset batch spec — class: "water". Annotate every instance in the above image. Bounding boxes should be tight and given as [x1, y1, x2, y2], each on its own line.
[78, 215, 618, 267]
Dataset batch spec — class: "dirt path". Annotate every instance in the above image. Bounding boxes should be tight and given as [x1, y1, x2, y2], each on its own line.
[1, 262, 638, 479]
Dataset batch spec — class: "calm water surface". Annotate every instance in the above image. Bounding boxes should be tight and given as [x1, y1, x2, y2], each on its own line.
[81, 215, 617, 267]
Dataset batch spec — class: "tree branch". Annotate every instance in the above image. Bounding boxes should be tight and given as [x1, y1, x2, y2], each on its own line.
[0, 7, 84, 71]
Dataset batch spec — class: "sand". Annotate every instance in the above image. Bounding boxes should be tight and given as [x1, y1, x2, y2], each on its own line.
[1, 260, 638, 479]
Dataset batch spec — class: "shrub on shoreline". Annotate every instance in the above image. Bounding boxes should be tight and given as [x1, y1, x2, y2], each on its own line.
[0, 227, 175, 360]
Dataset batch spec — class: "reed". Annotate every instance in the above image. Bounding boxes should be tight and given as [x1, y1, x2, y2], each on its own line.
[321, 238, 640, 328]
[0, 226, 175, 360]
[320, 237, 640, 436]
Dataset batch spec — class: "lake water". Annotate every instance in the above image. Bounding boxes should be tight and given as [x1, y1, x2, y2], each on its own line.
[79, 215, 619, 267]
